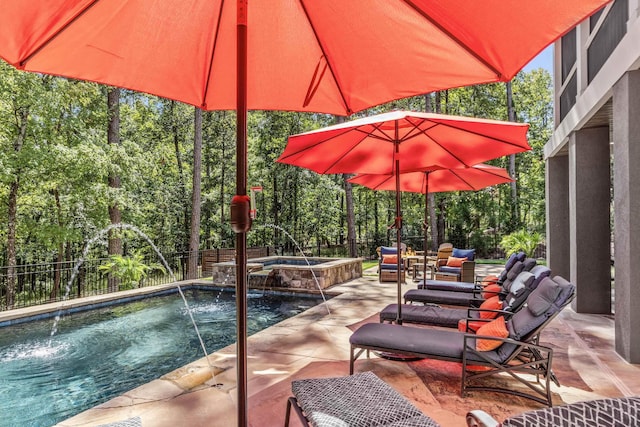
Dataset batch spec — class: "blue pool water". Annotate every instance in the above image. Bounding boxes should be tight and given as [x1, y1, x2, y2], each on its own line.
[0, 287, 325, 427]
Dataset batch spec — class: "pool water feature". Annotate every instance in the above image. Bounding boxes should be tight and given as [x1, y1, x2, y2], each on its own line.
[0, 287, 326, 427]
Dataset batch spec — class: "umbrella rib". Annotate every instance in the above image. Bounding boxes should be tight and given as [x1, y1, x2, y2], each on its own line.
[434, 120, 529, 148]
[18, 0, 102, 67]
[298, 0, 352, 114]
[319, 128, 380, 174]
[401, 0, 504, 80]
[200, 0, 227, 109]
[448, 169, 477, 190]
[402, 118, 438, 142]
[279, 126, 364, 160]
[409, 125, 471, 168]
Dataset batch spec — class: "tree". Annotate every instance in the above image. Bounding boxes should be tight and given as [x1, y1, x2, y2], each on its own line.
[188, 107, 203, 279]
[107, 87, 122, 292]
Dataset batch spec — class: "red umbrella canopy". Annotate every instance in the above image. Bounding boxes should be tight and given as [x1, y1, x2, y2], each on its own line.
[277, 111, 531, 174]
[349, 164, 514, 194]
[0, 0, 609, 115]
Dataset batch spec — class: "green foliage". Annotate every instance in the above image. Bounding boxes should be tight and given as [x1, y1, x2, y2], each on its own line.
[98, 253, 165, 290]
[0, 61, 552, 266]
[500, 230, 543, 258]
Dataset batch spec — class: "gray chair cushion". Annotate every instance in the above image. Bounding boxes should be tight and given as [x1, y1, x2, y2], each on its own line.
[527, 276, 561, 316]
[350, 323, 504, 364]
[504, 272, 535, 309]
[291, 371, 440, 427]
[404, 289, 476, 306]
[502, 396, 640, 427]
[522, 258, 537, 271]
[418, 280, 477, 292]
[379, 304, 465, 328]
[498, 252, 525, 282]
[506, 261, 525, 282]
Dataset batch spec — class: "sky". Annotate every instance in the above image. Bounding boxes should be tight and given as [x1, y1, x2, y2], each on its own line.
[522, 45, 554, 74]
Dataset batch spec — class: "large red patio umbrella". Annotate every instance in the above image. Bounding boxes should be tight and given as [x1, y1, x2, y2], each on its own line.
[0, 1, 610, 425]
[277, 111, 529, 322]
[349, 164, 513, 290]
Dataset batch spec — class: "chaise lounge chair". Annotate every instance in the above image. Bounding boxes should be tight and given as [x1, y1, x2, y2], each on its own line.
[403, 258, 537, 307]
[284, 371, 440, 426]
[466, 396, 640, 426]
[416, 251, 527, 293]
[349, 275, 575, 406]
[379, 265, 551, 328]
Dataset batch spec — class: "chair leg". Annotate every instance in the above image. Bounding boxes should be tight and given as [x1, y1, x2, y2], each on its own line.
[284, 397, 292, 427]
[285, 397, 310, 427]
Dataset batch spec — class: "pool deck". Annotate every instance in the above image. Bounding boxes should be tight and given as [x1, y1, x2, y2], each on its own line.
[7, 265, 640, 427]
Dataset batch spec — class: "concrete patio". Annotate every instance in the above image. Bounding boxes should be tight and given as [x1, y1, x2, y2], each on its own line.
[48, 264, 640, 427]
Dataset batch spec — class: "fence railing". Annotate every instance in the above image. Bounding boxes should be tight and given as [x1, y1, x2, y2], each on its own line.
[1, 242, 545, 312]
[0, 251, 203, 311]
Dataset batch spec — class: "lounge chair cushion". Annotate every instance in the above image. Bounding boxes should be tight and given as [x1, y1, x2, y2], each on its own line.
[404, 288, 478, 306]
[526, 277, 562, 316]
[498, 396, 640, 426]
[419, 280, 477, 292]
[438, 266, 463, 275]
[504, 272, 535, 308]
[291, 371, 440, 427]
[508, 276, 572, 340]
[452, 248, 475, 261]
[476, 316, 509, 351]
[497, 252, 527, 283]
[350, 323, 505, 364]
[380, 304, 464, 327]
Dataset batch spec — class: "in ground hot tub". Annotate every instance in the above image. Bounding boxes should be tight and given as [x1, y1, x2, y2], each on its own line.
[211, 256, 362, 290]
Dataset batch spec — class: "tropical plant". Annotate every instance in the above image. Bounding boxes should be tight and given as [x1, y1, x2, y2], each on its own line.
[98, 253, 166, 290]
[500, 230, 543, 258]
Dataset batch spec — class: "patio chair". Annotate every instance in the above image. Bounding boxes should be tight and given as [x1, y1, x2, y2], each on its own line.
[404, 258, 537, 307]
[466, 396, 640, 426]
[416, 251, 527, 293]
[377, 245, 406, 283]
[379, 265, 551, 328]
[349, 275, 576, 406]
[284, 371, 440, 427]
[434, 247, 476, 282]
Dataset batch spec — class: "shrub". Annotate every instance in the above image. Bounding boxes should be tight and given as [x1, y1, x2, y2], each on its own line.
[500, 230, 543, 258]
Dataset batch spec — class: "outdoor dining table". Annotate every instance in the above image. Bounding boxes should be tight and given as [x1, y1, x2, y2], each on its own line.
[404, 255, 436, 280]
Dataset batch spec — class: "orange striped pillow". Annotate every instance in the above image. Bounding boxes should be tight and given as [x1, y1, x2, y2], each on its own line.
[475, 316, 509, 351]
[478, 296, 502, 319]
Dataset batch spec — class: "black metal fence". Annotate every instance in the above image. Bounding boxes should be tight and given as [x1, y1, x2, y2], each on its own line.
[0, 251, 202, 311]
[0, 242, 546, 312]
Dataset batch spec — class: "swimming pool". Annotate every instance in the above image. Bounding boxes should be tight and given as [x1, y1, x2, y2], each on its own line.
[0, 287, 326, 427]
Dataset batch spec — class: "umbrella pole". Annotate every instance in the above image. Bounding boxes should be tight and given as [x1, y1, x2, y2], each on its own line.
[235, 2, 248, 426]
[394, 136, 403, 324]
[423, 172, 430, 283]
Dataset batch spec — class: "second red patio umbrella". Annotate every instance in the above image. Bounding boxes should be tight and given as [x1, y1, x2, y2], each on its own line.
[278, 111, 530, 321]
[349, 164, 514, 294]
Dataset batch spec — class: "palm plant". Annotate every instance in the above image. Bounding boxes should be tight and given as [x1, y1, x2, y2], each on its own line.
[99, 253, 166, 290]
[500, 230, 543, 258]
